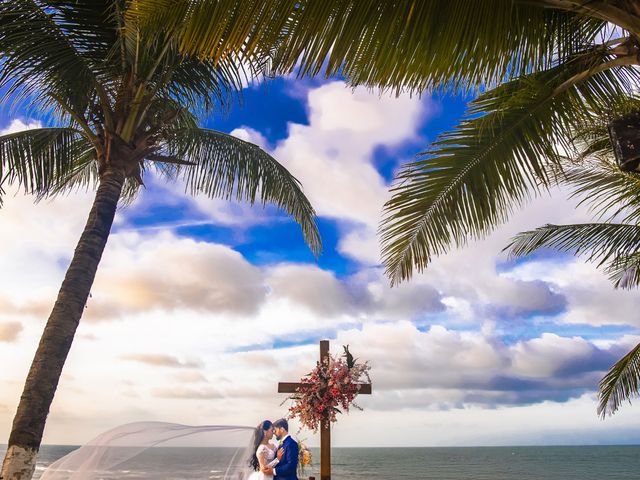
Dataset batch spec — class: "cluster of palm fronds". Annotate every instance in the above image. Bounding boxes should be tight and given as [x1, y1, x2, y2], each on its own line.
[504, 106, 640, 418]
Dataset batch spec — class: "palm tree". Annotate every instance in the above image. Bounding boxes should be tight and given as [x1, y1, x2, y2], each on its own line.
[0, 1, 320, 478]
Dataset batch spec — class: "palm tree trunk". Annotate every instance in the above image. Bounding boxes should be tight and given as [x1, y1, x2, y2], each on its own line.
[1, 168, 126, 480]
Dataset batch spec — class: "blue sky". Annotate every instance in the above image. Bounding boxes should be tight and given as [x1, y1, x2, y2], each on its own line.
[1, 77, 640, 447]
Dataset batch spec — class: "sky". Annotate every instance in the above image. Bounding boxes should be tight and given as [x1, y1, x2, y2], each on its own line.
[2, 77, 640, 448]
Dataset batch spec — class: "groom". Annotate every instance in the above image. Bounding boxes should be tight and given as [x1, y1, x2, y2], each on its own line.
[264, 418, 298, 480]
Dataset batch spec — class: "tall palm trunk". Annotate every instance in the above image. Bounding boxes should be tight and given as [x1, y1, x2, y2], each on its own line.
[1, 168, 126, 480]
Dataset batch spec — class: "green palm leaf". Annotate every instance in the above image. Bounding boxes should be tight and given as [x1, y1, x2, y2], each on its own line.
[505, 112, 640, 290]
[163, 128, 322, 255]
[598, 342, 640, 418]
[42, 146, 141, 205]
[0, 1, 115, 116]
[380, 48, 638, 284]
[506, 222, 640, 289]
[559, 137, 640, 224]
[506, 223, 640, 267]
[0, 127, 92, 203]
[161, 54, 248, 115]
[269, 0, 603, 93]
[606, 252, 640, 289]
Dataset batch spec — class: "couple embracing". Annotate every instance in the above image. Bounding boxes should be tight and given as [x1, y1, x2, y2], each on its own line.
[248, 418, 299, 480]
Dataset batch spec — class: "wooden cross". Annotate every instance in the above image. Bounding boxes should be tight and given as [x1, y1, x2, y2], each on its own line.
[278, 340, 372, 480]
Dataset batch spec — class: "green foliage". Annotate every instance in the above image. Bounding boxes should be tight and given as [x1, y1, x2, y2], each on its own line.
[342, 345, 356, 369]
[507, 223, 640, 286]
[598, 343, 640, 418]
[0, 128, 89, 202]
[501, 106, 640, 418]
[380, 50, 639, 283]
[167, 128, 321, 255]
[504, 102, 640, 290]
[132, 1, 605, 94]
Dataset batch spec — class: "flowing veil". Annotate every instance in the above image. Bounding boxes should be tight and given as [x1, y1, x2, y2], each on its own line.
[41, 422, 256, 480]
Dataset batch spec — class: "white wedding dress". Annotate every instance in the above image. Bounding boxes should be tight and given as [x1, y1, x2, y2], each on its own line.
[248, 444, 278, 480]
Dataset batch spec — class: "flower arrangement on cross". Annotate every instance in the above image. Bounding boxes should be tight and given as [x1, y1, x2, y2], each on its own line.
[287, 345, 372, 432]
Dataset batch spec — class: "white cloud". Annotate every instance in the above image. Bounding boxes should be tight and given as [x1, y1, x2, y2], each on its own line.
[0, 119, 41, 135]
[338, 226, 380, 265]
[86, 232, 266, 321]
[506, 259, 640, 327]
[337, 322, 507, 393]
[151, 387, 224, 399]
[0, 189, 96, 315]
[229, 127, 269, 150]
[270, 81, 427, 226]
[331, 392, 640, 446]
[510, 333, 600, 378]
[121, 353, 204, 369]
[265, 264, 352, 316]
[348, 268, 445, 320]
[340, 185, 640, 331]
[331, 321, 628, 410]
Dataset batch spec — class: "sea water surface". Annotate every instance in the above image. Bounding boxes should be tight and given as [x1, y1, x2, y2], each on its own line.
[1, 444, 639, 479]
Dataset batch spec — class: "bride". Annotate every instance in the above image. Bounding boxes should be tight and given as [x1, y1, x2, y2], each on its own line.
[248, 420, 281, 480]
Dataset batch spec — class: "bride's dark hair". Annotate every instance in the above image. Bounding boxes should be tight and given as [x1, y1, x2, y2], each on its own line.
[249, 420, 273, 471]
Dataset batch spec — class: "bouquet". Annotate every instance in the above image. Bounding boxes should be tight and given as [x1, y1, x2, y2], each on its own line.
[287, 345, 371, 432]
[297, 440, 312, 476]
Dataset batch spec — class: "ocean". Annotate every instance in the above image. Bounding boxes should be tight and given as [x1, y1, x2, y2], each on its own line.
[1, 444, 639, 479]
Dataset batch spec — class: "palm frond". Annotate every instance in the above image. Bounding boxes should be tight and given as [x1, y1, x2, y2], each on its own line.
[554, 98, 640, 224]
[605, 252, 640, 289]
[379, 47, 639, 285]
[129, 0, 289, 64]
[47, 143, 97, 194]
[161, 128, 322, 255]
[160, 54, 248, 115]
[42, 0, 120, 67]
[0, 1, 115, 118]
[0, 127, 92, 203]
[598, 342, 640, 418]
[564, 95, 640, 165]
[563, 158, 640, 223]
[505, 103, 640, 292]
[506, 223, 640, 267]
[131, 0, 605, 94]
[273, 1, 606, 93]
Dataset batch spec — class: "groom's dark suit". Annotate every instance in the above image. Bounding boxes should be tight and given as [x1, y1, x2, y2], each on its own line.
[274, 435, 298, 480]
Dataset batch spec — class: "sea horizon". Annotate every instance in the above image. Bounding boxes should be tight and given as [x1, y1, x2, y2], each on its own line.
[3, 444, 639, 479]
[3, 442, 639, 448]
